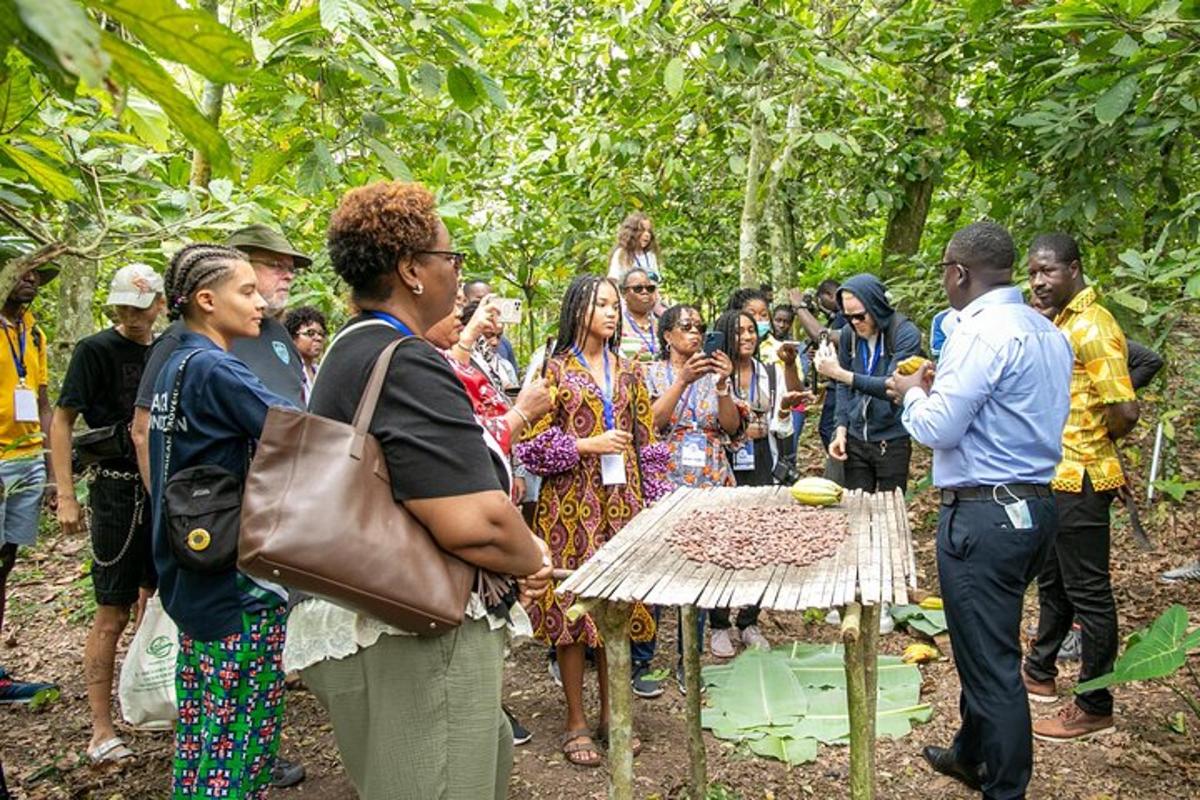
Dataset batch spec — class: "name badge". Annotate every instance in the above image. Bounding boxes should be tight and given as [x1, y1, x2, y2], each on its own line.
[600, 453, 626, 486]
[680, 431, 707, 469]
[1004, 498, 1034, 530]
[13, 387, 37, 422]
[733, 440, 755, 471]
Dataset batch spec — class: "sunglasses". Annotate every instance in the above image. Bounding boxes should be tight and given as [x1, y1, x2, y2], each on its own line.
[845, 312, 870, 323]
[623, 284, 658, 294]
[415, 250, 467, 270]
[675, 321, 706, 333]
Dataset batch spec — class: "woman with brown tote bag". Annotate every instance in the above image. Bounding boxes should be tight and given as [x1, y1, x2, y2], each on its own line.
[282, 181, 552, 800]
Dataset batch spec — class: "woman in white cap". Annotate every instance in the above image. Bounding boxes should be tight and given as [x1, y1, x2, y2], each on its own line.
[48, 263, 165, 762]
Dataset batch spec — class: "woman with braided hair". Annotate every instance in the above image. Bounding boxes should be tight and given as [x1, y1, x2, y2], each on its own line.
[146, 243, 298, 799]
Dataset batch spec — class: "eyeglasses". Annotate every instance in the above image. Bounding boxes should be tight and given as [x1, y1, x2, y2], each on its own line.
[935, 260, 969, 276]
[297, 328, 325, 339]
[845, 312, 870, 323]
[415, 250, 467, 270]
[252, 258, 297, 275]
[675, 321, 706, 333]
[623, 284, 658, 294]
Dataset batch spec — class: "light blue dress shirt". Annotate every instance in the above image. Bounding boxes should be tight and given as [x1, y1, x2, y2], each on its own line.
[901, 286, 1073, 488]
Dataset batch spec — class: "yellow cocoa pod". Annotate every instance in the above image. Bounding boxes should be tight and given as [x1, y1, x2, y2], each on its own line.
[790, 477, 844, 506]
[902, 643, 940, 664]
[919, 595, 944, 610]
[896, 356, 931, 376]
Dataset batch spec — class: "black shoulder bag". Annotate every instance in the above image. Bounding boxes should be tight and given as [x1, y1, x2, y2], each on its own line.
[162, 350, 244, 573]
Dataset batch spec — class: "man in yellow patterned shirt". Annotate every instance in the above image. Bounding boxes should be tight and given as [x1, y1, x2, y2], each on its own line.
[1022, 233, 1140, 742]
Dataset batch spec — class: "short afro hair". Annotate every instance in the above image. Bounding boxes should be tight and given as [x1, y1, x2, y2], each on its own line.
[1029, 232, 1082, 268]
[726, 287, 769, 312]
[284, 305, 327, 338]
[327, 181, 440, 302]
[946, 221, 1015, 275]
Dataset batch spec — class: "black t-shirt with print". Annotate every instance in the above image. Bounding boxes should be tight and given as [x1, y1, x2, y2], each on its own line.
[308, 317, 507, 500]
[58, 327, 150, 470]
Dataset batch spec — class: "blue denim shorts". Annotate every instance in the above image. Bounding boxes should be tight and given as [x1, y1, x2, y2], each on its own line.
[0, 457, 46, 547]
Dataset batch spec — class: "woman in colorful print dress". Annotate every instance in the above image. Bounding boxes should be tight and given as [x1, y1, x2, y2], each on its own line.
[515, 275, 669, 768]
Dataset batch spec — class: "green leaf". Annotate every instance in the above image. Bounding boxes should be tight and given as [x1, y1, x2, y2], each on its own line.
[90, 0, 253, 83]
[1106, 289, 1148, 314]
[814, 54, 857, 81]
[748, 734, 818, 766]
[101, 32, 232, 175]
[1185, 273, 1200, 299]
[365, 138, 413, 180]
[1078, 605, 1191, 693]
[11, 0, 108, 85]
[1095, 75, 1138, 125]
[717, 649, 807, 730]
[320, 0, 350, 31]
[446, 65, 481, 111]
[890, 605, 948, 637]
[664, 56, 684, 97]
[0, 140, 79, 200]
[416, 62, 442, 97]
[1109, 34, 1140, 59]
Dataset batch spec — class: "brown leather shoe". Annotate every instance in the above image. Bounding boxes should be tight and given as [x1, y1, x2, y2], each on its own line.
[1022, 669, 1057, 704]
[1033, 703, 1115, 741]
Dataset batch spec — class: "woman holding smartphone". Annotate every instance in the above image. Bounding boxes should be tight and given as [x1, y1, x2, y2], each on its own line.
[515, 275, 668, 768]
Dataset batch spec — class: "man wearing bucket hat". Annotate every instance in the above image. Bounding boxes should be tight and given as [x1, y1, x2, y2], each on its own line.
[49, 264, 166, 761]
[0, 243, 60, 705]
[129, 225, 309, 788]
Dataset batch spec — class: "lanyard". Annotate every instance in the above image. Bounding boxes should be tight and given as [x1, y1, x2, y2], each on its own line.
[365, 310, 415, 337]
[573, 346, 614, 430]
[2, 317, 27, 382]
[733, 360, 759, 406]
[858, 335, 882, 376]
[665, 363, 701, 427]
[623, 311, 656, 356]
[633, 252, 654, 272]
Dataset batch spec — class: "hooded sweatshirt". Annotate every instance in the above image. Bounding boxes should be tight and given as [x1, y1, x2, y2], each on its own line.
[834, 273, 923, 442]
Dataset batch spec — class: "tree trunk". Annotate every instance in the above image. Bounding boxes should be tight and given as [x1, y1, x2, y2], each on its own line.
[880, 176, 933, 273]
[595, 602, 635, 800]
[842, 601, 877, 800]
[189, 0, 226, 188]
[738, 104, 769, 288]
[680, 604, 707, 799]
[53, 255, 98, 368]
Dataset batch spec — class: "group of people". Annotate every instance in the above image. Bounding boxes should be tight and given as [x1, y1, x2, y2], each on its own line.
[0, 192, 1184, 800]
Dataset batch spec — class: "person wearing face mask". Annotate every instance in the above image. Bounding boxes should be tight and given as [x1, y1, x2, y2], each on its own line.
[814, 274, 923, 493]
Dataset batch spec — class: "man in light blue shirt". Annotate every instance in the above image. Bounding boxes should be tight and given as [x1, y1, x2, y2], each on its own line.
[887, 221, 1072, 800]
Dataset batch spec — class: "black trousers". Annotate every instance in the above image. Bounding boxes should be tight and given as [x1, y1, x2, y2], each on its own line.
[844, 435, 911, 493]
[709, 605, 759, 630]
[938, 492, 1057, 800]
[1025, 475, 1117, 716]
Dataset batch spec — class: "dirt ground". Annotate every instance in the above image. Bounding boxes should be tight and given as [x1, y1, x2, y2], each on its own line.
[3, 430, 1199, 799]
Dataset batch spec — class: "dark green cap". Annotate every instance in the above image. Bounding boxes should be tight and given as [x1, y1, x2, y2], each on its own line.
[226, 223, 312, 268]
[0, 238, 59, 282]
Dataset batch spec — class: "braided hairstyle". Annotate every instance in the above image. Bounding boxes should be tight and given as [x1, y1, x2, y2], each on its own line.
[656, 303, 702, 360]
[550, 275, 622, 357]
[164, 244, 246, 321]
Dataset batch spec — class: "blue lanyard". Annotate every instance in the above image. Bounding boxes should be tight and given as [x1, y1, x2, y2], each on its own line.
[573, 346, 614, 430]
[858, 336, 882, 376]
[2, 318, 27, 382]
[365, 310, 415, 337]
[665, 363, 700, 426]
[623, 311, 656, 356]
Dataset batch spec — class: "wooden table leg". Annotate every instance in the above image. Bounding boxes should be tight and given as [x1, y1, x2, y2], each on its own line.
[595, 601, 634, 800]
[680, 604, 707, 800]
[841, 601, 875, 800]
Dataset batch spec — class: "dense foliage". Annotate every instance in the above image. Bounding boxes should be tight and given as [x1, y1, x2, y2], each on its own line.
[1, 0, 1197, 352]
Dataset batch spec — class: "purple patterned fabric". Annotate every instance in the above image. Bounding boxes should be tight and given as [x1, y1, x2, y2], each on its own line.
[514, 425, 580, 476]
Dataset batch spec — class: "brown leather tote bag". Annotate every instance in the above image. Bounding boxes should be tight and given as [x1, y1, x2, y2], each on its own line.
[238, 337, 476, 635]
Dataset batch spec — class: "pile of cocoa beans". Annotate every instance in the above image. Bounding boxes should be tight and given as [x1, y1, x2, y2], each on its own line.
[666, 505, 849, 570]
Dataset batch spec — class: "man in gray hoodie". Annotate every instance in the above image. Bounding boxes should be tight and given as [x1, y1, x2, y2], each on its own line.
[814, 273, 923, 492]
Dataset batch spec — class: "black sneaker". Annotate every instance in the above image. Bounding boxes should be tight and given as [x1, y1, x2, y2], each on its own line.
[0, 667, 58, 705]
[631, 665, 664, 699]
[505, 707, 532, 745]
[270, 757, 306, 789]
[674, 663, 706, 696]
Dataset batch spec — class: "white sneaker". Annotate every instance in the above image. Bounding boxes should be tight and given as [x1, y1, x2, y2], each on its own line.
[710, 628, 736, 658]
[825, 609, 841, 626]
[879, 603, 895, 635]
[741, 625, 770, 650]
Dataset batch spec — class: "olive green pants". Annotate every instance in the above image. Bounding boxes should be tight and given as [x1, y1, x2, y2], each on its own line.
[302, 618, 512, 800]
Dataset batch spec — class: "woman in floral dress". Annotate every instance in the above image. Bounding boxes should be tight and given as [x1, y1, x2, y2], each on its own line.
[515, 275, 669, 768]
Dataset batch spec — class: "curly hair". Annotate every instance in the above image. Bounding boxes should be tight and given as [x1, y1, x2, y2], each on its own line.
[163, 244, 246, 321]
[611, 211, 660, 272]
[327, 181, 440, 302]
[726, 287, 769, 312]
[284, 305, 327, 338]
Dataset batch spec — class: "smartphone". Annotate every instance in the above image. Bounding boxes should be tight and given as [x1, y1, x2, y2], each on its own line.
[496, 297, 523, 325]
[702, 330, 725, 356]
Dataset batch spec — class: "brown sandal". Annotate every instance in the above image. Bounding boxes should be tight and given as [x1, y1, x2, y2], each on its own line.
[594, 725, 642, 757]
[560, 728, 603, 768]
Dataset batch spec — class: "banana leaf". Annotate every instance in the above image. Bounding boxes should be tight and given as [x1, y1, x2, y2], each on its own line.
[748, 734, 819, 766]
[714, 649, 808, 731]
[889, 604, 948, 637]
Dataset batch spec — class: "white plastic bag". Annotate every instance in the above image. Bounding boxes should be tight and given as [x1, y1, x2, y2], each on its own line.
[118, 596, 178, 729]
